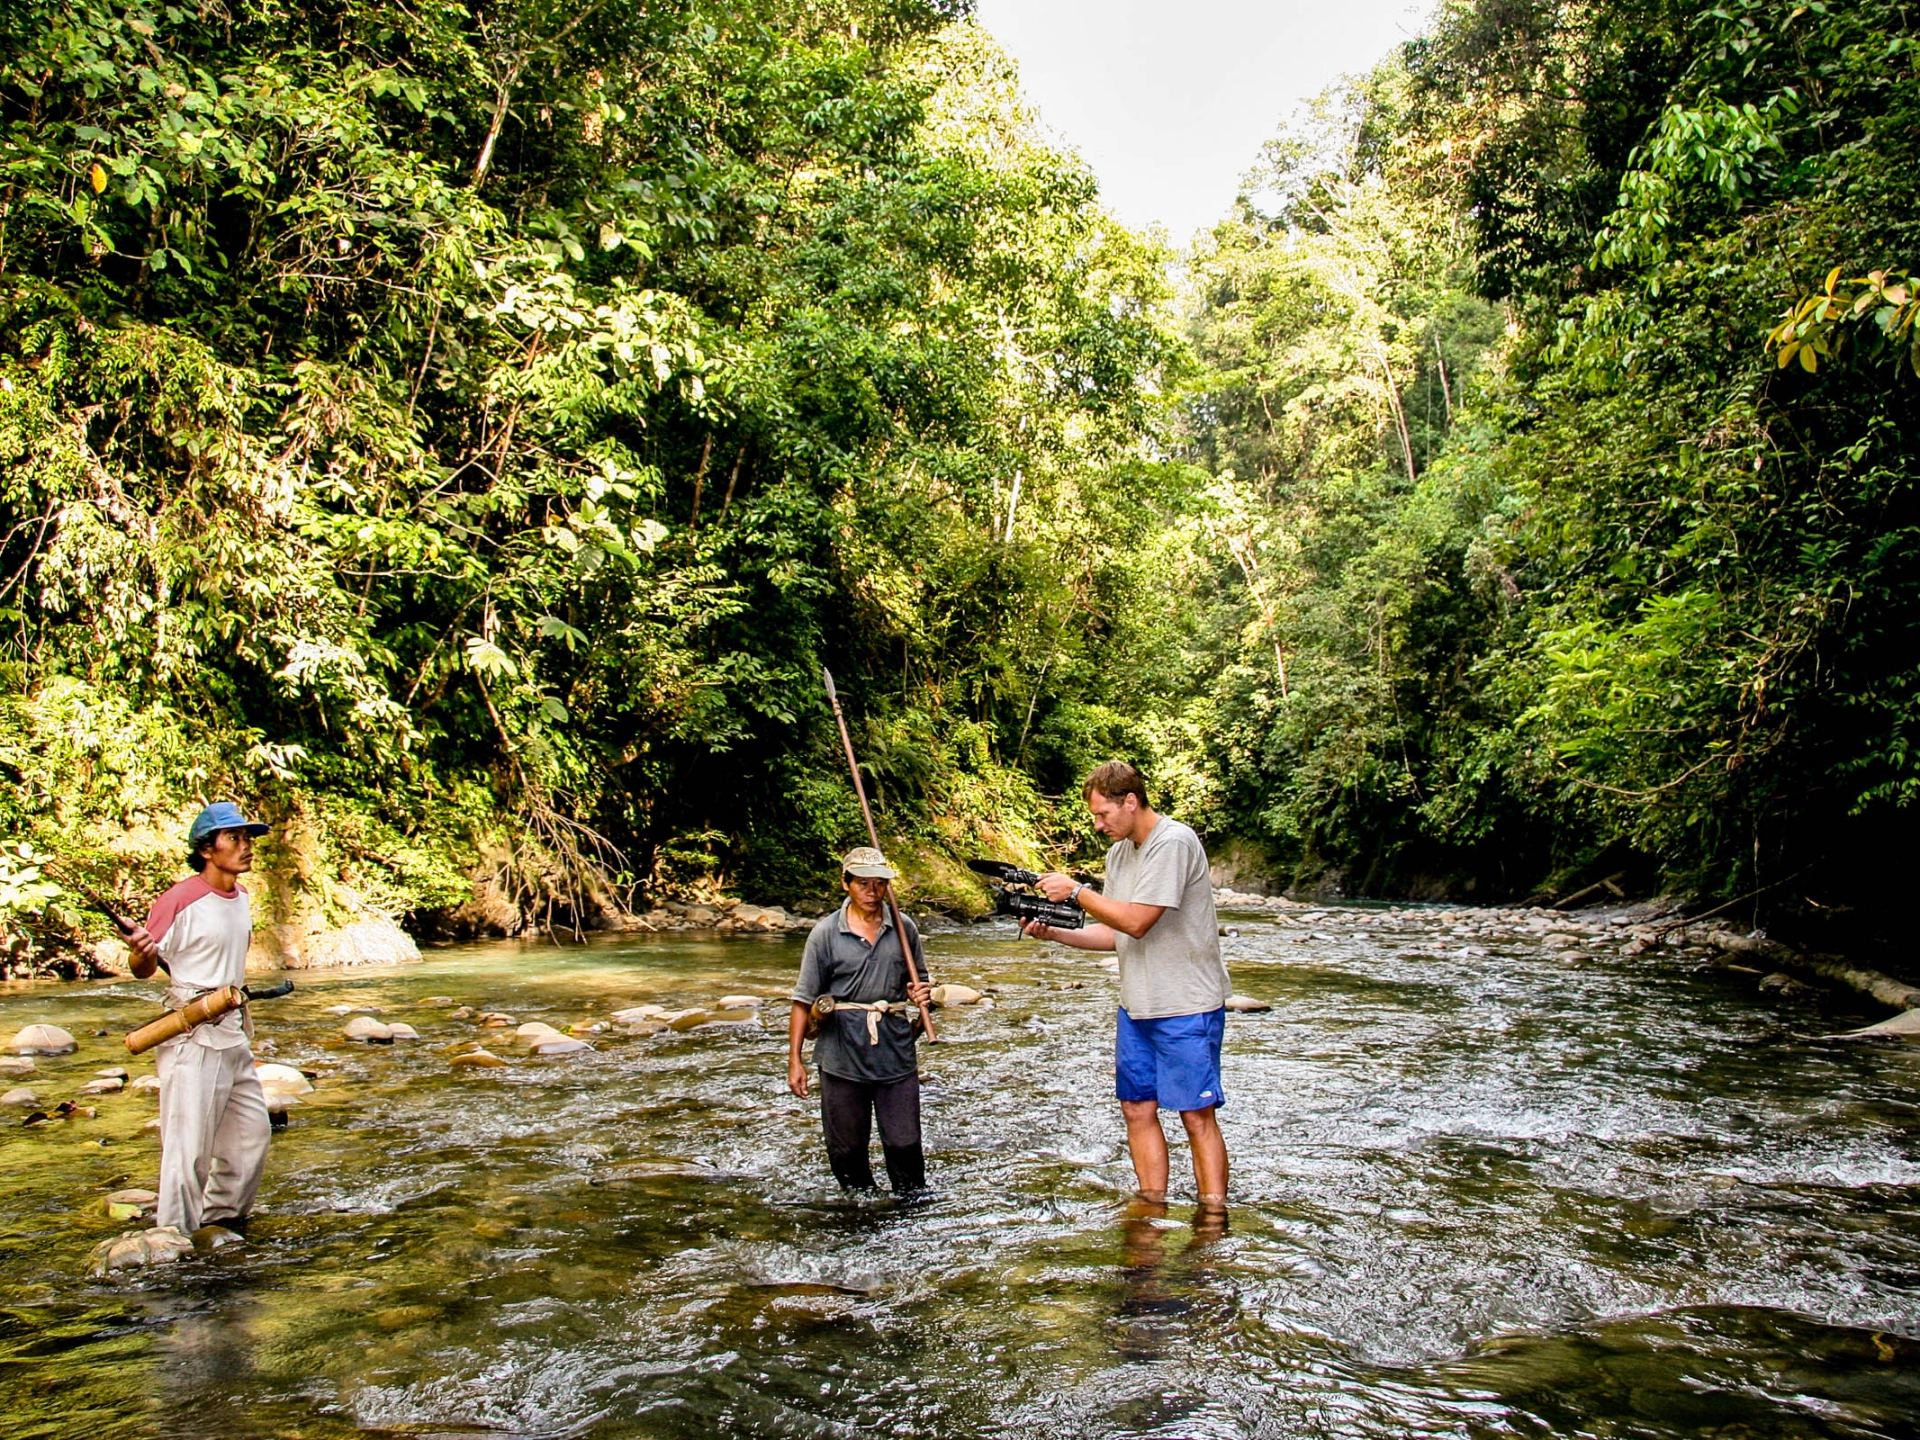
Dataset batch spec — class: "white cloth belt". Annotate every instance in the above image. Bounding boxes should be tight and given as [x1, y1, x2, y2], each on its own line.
[835, 999, 913, 1046]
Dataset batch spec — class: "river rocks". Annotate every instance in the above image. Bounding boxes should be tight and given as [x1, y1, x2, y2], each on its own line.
[343, 1016, 394, 1043]
[3, 1087, 37, 1106]
[448, 1006, 475, 1020]
[530, 1036, 593, 1056]
[1224, 995, 1272, 1013]
[95, 1067, 128, 1080]
[683, 905, 720, 925]
[611, 1005, 670, 1022]
[324, 1004, 356, 1016]
[698, 1009, 762, 1028]
[129, 1074, 161, 1094]
[89, 1225, 195, 1275]
[568, 1021, 607, 1034]
[667, 1010, 714, 1032]
[80, 1077, 125, 1094]
[620, 1020, 666, 1037]
[515, 1021, 566, 1042]
[929, 984, 983, 1007]
[8, 1023, 76, 1055]
[255, 1063, 313, 1095]
[0, 1057, 33, 1076]
[192, 1223, 245, 1252]
[1837, 1009, 1920, 1040]
[1759, 971, 1815, 999]
[386, 1022, 422, 1041]
[449, 1049, 507, 1069]
[421, 996, 456, 1007]
[105, 1188, 157, 1221]
[716, 995, 764, 1009]
[479, 1013, 516, 1027]
[721, 905, 790, 932]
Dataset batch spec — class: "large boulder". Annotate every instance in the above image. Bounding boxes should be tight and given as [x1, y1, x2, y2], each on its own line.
[7, 1024, 76, 1055]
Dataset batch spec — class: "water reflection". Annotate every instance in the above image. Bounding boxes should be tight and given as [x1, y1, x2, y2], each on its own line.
[0, 911, 1913, 1437]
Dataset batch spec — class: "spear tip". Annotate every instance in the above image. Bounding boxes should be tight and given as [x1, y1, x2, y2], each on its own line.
[821, 667, 837, 701]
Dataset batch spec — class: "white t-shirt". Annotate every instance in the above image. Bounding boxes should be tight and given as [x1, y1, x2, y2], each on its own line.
[146, 876, 253, 1049]
[1105, 816, 1230, 1019]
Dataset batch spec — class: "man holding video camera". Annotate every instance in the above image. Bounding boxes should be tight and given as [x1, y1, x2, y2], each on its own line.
[1018, 762, 1231, 1211]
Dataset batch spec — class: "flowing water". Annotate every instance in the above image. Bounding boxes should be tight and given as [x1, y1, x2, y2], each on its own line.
[2, 903, 1918, 1439]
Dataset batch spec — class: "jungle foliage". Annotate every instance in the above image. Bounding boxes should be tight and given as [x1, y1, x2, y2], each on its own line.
[1169, 0, 1920, 931]
[0, 0, 1178, 960]
[1, 0, 1913, 967]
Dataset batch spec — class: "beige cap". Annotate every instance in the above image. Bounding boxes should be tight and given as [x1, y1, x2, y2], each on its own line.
[840, 846, 897, 880]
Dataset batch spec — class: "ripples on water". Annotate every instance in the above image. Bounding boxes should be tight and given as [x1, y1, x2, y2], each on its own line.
[1, 905, 1917, 1438]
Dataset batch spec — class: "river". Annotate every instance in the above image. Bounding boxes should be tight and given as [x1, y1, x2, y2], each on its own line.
[1, 902, 1917, 1438]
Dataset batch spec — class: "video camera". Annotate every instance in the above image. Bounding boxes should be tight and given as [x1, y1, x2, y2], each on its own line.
[968, 859, 1088, 931]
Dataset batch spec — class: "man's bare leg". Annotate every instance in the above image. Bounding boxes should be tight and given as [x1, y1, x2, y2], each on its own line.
[1122, 1098, 1169, 1200]
[1181, 1106, 1227, 1205]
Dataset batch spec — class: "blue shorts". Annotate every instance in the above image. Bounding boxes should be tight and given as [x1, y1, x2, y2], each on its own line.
[1115, 1006, 1226, 1112]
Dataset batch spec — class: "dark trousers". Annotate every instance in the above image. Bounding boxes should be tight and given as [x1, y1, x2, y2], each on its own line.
[819, 1071, 925, 1193]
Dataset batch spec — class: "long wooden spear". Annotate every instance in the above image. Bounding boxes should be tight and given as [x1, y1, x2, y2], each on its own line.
[822, 667, 935, 1042]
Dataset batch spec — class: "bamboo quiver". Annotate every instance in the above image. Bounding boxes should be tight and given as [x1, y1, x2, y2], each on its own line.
[125, 986, 244, 1055]
[803, 994, 837, 1039]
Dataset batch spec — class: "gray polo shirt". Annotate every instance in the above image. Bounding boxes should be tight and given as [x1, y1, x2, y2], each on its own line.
[1105, 816, 1229, 1019]
[792, 901, 930, 1084]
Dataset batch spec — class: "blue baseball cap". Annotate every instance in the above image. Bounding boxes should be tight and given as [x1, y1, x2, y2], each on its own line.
[188, 802, 269, 846]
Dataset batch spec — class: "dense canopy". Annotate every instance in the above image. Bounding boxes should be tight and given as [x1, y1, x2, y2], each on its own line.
[1, 0, 1913, 971]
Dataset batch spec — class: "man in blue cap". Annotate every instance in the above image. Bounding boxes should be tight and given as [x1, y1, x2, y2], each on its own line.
[123, 802, 273, 1243]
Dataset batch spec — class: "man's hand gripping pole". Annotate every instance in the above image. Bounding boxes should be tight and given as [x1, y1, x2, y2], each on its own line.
[822, 667, 936, 1043]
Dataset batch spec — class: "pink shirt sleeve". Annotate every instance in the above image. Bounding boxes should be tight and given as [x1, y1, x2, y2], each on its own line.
[145, 877, 213, 945]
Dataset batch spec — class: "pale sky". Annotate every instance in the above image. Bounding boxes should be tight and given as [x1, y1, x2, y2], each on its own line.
[974, 0, 1433, 243]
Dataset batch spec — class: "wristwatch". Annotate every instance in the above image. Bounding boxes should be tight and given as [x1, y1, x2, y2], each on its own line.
[1069, 882, 1087, 907]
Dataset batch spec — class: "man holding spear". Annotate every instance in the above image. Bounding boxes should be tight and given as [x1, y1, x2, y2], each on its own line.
[788, 846, 934, 1194]
[787, 669, 936, 1195]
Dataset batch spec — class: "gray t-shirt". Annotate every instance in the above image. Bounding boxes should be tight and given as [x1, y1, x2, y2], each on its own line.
[792, 902, 929, 1083]
[1104, 816, 1228, 1019]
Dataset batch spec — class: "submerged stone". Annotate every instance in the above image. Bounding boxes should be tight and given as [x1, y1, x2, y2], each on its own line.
[80, 1077, 124, 1094]
[531, 1037, 593, 1055]
[343, 1016, 394, 1043]
[192, 1223, 245, 1253]
[450, 1049, 507, 1069]
[89, 1225, 194, 1275]
[3, 1087, 37, 1106]
[1224, 995, 1272, 1012]
[8, 1024, 76, 1055]
[129, 1075, 161, 1094]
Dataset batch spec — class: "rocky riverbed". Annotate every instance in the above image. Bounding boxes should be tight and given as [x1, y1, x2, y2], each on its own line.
[1, 900, 1916, 1438]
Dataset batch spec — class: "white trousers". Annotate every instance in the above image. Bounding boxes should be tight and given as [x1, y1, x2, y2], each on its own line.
[155, 1039, 270, 1233]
